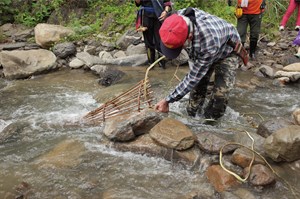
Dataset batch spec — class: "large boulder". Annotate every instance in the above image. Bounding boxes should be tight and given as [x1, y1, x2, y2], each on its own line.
[34, 23, 75, 48]
[103, 110, 163, 142]
[149, 118, 195, 151]
[0, 49, 57, 79]
[264, 125, 300, 162]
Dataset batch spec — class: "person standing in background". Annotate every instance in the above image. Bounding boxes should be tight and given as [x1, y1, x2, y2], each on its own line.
[279, 0, 300, 31]
[235, 0, 266, 60]
[135, 0, 172, 69]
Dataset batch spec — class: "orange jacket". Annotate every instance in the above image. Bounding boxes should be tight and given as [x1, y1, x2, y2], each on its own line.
[238, 0, 264, 14]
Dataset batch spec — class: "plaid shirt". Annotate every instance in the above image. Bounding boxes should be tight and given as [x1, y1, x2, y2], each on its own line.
[166, 8, 241, 103]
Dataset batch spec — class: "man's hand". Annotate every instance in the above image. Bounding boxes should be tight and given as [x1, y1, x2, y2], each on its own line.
[155, 99, 169, 113]
[159, 11, 168, 21]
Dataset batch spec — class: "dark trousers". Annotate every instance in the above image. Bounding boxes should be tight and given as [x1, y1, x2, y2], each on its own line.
[237, 14, 262, 43]
[142, 15, 162, 64]
[188, 55, 239, 119]
[237, 14, 262, 56]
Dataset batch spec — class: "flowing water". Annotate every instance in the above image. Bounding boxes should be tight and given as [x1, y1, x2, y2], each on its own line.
[0, 66, 299, 199]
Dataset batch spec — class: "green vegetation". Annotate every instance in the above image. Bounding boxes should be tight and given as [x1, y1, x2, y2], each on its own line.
[0, 0, 295, 41]
[0, 0, 14, 24]
[14, 0, 64, 27]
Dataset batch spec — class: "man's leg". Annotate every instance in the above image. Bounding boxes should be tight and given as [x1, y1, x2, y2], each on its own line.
[146, 47, 156, 64]
[143, 16, 156, 65]
[249, 14, 262, 59]
[237, 15, 249, 44]
[153, 18, 166, 69]
[186, 66, 214, 117]
[203, 55, 239, 120]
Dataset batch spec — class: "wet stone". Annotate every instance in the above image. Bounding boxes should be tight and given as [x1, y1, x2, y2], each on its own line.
[149, 117, 195, 151]
[196, 131, 238, 154]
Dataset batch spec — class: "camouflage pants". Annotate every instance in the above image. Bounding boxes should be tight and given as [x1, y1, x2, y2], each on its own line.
[187, 54, 239, 119]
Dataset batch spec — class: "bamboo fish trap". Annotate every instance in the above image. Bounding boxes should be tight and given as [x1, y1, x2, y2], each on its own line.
[82, 56, 165, 124]
[82, 78, 153, 124]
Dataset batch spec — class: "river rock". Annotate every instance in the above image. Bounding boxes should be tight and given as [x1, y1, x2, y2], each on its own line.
[0, 42, 26, 51]
[91, 65, 125, 86]
[258, 64, 274, 78]
[292, 108, 300, 125]
[0, 49, 57, 79]
[149, 117, 195, 151]
[232, 188, 257, 199]
[52, 42, 76, 58]
[99, 51, 113, 59]
[35, 139, 86, 169]
[196, 131, 238, 154]
[244, 164, 276, 186]
[115, 29, 142, 50]
[76, 51, 103, 67]
[125, 43, 147, 56]
[0, 121, 30, 143]
[233, 130, 265, 155]
[206, 164, 240, 192]
[34, 23, 75, 48]
[256, 117, 293, 138]
[282, 62, 300, 72]
[264, 125, 300, 162]
[231, 147, 265, 168]
[105, 133, 201, 167]
[69, 58, 85, 68]
[274, 70, 300, 82]
[103, 109, 163, 142]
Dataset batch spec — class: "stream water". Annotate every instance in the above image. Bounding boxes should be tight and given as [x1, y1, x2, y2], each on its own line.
[0, 66, 299, 199]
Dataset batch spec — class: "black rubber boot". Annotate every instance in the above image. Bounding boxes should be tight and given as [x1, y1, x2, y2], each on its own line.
[249, 40, 257, 60]
[147, 48, 156, 65]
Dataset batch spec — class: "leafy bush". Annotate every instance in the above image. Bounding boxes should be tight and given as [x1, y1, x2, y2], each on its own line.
[0, 0, 14, 24]
[14, 0, 65, 27]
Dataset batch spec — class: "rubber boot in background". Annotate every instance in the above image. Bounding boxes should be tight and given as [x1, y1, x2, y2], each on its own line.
[147, 48, 156, 65]
[249, 40, 257, 60]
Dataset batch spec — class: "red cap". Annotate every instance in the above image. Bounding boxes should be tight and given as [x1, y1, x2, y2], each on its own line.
[159, 14, 188, 59]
